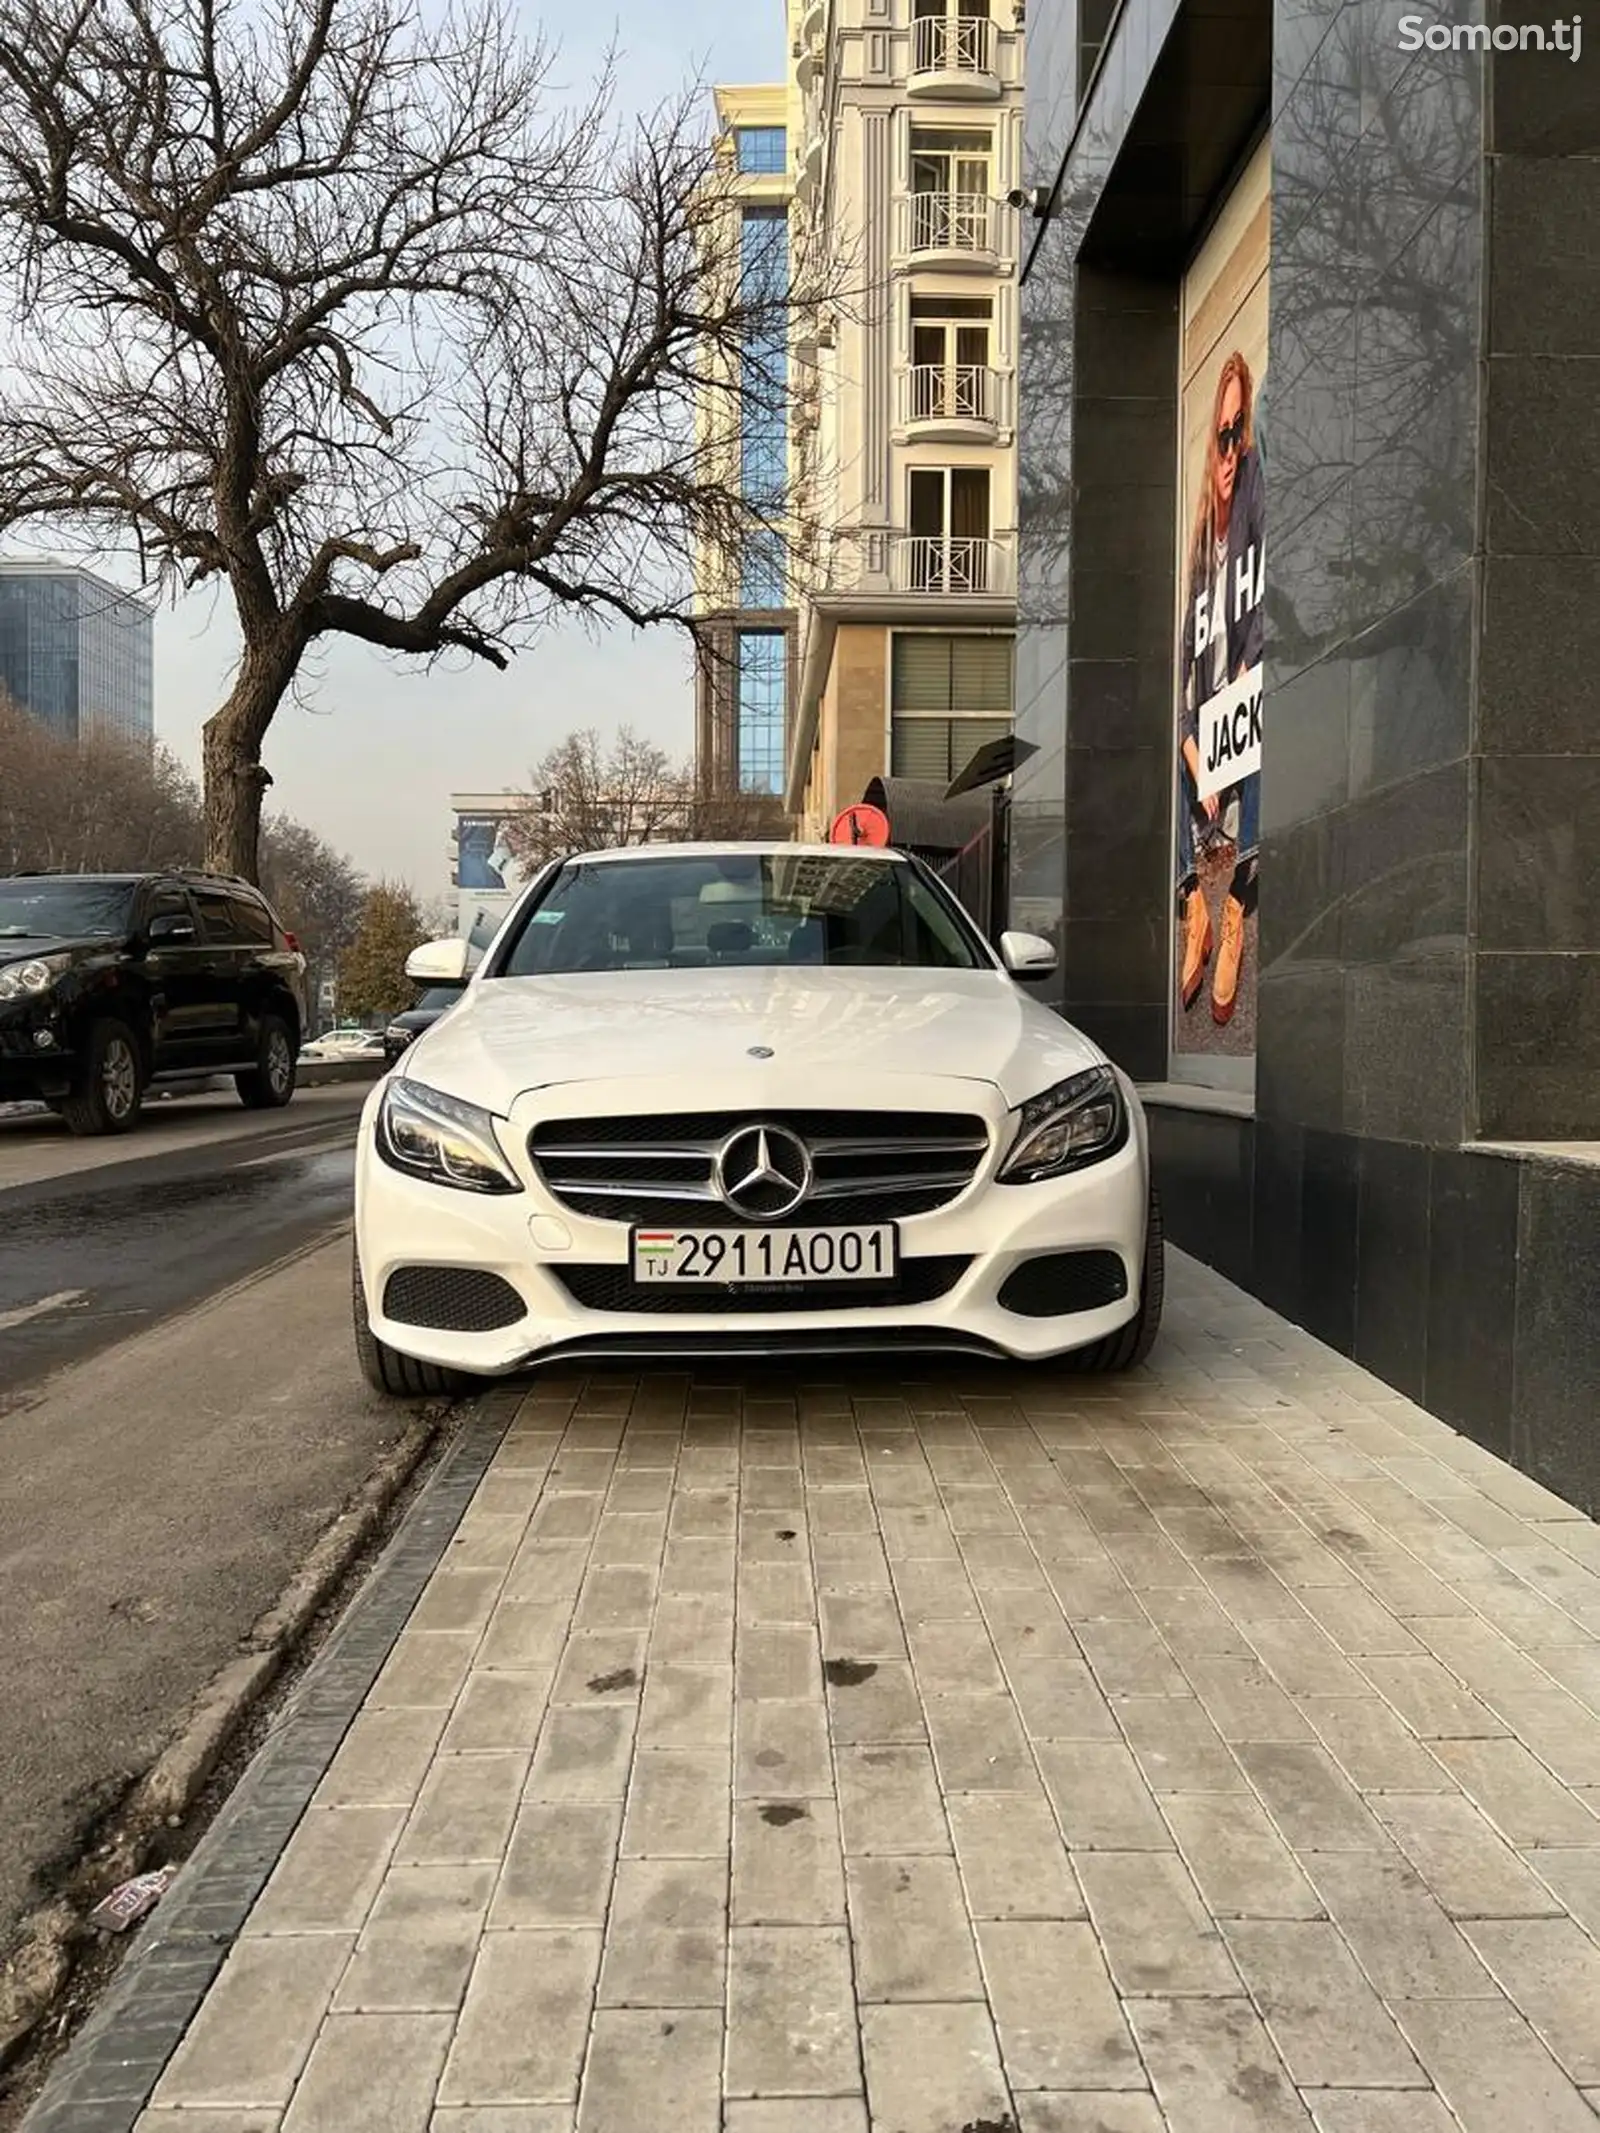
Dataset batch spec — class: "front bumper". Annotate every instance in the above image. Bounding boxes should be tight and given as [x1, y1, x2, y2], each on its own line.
[353, 1073, 1150, 1374]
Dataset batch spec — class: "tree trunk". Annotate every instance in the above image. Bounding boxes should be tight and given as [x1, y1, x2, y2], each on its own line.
[201, 649, 297, 882]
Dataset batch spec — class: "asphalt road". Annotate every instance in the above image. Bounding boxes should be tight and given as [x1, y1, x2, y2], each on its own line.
[0, 1087, 368, 1401]
[0, 1086, 431, 1971]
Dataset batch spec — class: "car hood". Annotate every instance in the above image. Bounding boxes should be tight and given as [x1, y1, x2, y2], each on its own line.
[0, 933, 114, 963]
[401, 965, 1106, 1113]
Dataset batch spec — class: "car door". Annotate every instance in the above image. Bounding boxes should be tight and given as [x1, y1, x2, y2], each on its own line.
[187, 885, 250, 1058]
[137, 884, 212, 1067]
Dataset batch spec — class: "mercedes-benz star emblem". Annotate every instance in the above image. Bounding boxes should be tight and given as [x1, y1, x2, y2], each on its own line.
[713, 1124, 813, 1222]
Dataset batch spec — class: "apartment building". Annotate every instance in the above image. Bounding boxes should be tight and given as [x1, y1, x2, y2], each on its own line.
[696, 1, 1024, 834]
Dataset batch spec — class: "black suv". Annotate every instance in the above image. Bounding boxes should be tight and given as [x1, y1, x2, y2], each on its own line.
[0, 872, 309, 1135]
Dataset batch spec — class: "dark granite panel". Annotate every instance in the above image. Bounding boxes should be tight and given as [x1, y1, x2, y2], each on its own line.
[1351, 194, 1481, 626]
[1355, 46, 1483, 276]
[1258, 809, 1344, 976]
[1300, 1126, 1361, 1354]
[1263, 235, 1358, 518]
[1341, 761, 1470, 964]
[1511, 1160, 1600, 1516]
[1251, 1114, 1306, 1320]
[1077, 1003, 1168, 1081]
[1488, 155, 1600, 357]
[1146, 1103, 1255, 1288]
[1076, 296, 1181, 397]
[1257, 965, 1347, 1133]
[1066, 821, 1172, 923]
[1478, 757, 1600, 953]
[1071, 402, 1177, 494]
[1058, 915, 1168, 1003]
[1346, 953, 1469, 1144]
[1267, 478, 1355, 684]
[1071, 568, 1180, 662]
[1065, 746, 1172, 845]
[1066, 657, 1173, 753]
[1347, 566, 1474, 798]
[1491, 0, 1600, 156]
[1486, 356, 1600, 559]
[1479, 557, 1600, 755]
[1477, 952, 1600, 1138]
[1354, 1137, 1432, 1400]
[1260, 651, 1352, 834]
[1061, 495, 1179, 579]
[1426, 1149, 1521, 1461]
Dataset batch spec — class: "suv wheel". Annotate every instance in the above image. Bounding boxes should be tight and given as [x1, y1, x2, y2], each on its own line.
[236, 1013, 297, 1110]
[1069, 1187, 1165, 1374]
[59, 1018, 145, 1137]
[352, 1248, 477, 1399]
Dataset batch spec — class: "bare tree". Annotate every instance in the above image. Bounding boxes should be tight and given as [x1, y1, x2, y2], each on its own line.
[0, 0, 822, 881]
[0, 689, 203, 870]
[506, 725, 690, 870]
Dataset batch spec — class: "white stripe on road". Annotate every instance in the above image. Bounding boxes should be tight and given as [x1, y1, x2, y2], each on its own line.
[0, 1289, 87, 1333]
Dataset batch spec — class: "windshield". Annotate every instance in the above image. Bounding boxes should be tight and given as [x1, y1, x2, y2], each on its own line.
[414, 987, 462, 1012]
[0, 878, 135, 941]
[497, 852, 984, 976]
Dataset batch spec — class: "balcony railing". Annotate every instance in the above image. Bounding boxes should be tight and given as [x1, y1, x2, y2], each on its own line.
[911, 12, 996, 78]
[891, 535, 1012, 595]
[900, 189, 998, 258]
[901, 363, 1006, 429]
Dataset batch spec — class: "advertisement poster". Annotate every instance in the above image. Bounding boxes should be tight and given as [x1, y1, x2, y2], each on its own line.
[451, 802, 528, 948]
[1172, 140, 1269, 1077]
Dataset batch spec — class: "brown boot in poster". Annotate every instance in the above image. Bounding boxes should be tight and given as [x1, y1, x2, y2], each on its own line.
[1212, 893, 1247, 1024]
[1180, 887, 1213, 1009]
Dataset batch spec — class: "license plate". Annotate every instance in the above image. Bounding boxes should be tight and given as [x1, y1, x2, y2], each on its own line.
[631, 1224, 897, 1284]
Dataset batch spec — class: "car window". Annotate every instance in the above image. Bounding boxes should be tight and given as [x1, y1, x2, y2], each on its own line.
[497, 853, 985, 976]
[191, 887, 242, 944]
[226, 892, 274, 946]
[415, 987, 462, 1012]
[145, 888, 194, 928]
[0, 878, 136, 940]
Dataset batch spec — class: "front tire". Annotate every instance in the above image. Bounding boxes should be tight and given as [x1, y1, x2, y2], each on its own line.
[352, 1248, 476, 1399]
[237, 1012, 297, 1110]
[59, 1019, 145, 1137]
[1071, 1187, 1165, 1373]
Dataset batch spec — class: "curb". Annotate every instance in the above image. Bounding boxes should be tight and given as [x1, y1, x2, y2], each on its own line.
[0, 1410, 443, 2076]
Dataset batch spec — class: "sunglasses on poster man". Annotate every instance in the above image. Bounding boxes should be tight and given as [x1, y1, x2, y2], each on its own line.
[1216, 412, 1247, 458]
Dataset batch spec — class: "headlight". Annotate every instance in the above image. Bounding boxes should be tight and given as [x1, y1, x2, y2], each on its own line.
[375, 1076, 522, 1195]
[384, 1024, 411, 1047]
[997, 1065, 1125, 1184]
[0, 954, 70, 1002]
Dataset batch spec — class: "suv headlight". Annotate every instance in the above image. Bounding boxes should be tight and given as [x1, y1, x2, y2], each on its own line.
[997, 1065, 1125, 1184]
[0, 954, 70, 1002]
[375, 1076, 522, 1195]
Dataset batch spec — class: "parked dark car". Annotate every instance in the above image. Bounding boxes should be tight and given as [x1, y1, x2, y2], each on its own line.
[0, 871, 308, 1135]
[383, 985, 464, 1067]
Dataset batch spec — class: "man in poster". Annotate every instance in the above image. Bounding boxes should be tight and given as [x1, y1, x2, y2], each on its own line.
[1176, 349, 1264, 1026]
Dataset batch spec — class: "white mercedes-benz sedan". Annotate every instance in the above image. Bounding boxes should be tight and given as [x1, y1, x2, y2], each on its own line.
[351, 843, 1162, 1394]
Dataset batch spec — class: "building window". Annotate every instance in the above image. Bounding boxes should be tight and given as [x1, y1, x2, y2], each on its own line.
[735, 126, 787, 174]
[890, 632, 1012, 784]
[741, 530, 786, 610]
[908, 295, 994, 422]
[740, 207, 789, 509]
[905, 467, 992, 590]
[737, 630, 787, 795]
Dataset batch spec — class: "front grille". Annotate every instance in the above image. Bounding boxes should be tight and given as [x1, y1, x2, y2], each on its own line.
[997, 1250, 1129, 1319]
[530, 1110, 989, 1225]
[383, 1265, 527, 1331]
[554, 1255, 972, 1315]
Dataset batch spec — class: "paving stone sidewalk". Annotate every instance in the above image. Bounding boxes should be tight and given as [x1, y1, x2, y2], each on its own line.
[109, 1253, 1600, 2130]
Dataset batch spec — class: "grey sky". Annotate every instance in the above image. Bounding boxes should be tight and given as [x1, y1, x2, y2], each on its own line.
[152, 0, 782, 898]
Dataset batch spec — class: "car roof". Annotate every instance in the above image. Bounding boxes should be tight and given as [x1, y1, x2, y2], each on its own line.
[559, 842, 908, 865]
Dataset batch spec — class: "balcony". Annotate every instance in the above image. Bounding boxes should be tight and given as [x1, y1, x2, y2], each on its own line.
[890, 534, 1015, 597]
[897, 190, 1007, 270]
[909, 12, 1000, 98]
[898, 363, 1009, 441]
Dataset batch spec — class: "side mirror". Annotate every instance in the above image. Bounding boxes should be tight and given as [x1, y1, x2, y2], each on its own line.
[147, 914, 197, 945]
[405, 936, 473, 985]
[999, 929, 1057, 979]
